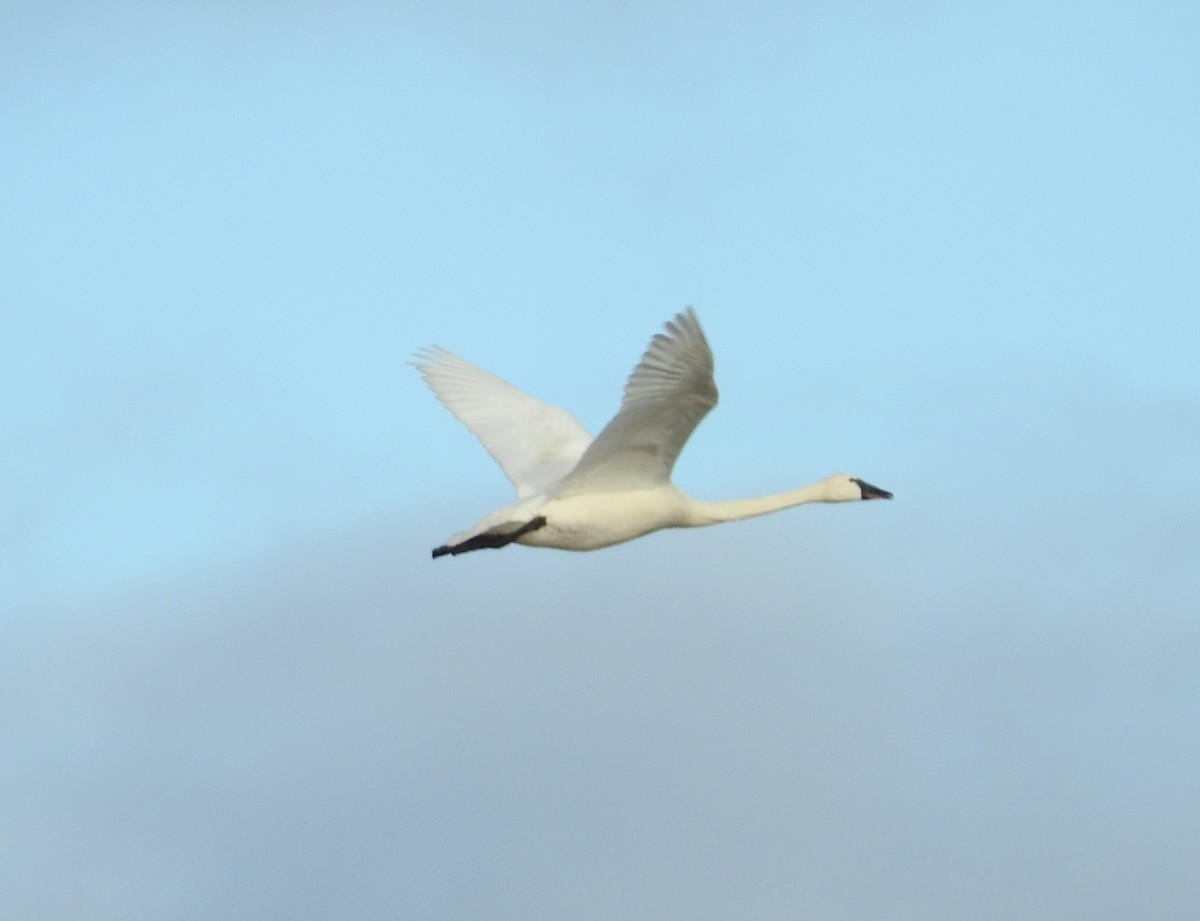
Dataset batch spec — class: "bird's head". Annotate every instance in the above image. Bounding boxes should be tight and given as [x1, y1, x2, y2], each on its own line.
[824, 473, 893, 502]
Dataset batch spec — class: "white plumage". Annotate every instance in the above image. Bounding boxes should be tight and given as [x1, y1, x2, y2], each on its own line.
[414, 309, 890, 558]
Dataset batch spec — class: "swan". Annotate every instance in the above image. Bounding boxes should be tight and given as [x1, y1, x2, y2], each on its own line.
[414, 309, 891, 558]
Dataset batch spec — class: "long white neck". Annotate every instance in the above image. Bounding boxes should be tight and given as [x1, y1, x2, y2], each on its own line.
[684, 480, 839, 526]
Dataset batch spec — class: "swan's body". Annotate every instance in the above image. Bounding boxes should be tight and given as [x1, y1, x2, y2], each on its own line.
[414, 309, 891, 558]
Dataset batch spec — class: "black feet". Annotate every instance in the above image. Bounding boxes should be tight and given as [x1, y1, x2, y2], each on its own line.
[431, 516, 548, 559]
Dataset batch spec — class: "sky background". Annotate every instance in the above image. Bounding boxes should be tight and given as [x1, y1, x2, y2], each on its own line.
[4, 1, 1199, 918]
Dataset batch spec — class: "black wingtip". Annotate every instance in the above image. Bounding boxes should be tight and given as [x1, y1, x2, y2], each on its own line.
[432, 545, 451, 559]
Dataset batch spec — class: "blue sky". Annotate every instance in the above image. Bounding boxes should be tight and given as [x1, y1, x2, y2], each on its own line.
[4, 2, 1199, 919]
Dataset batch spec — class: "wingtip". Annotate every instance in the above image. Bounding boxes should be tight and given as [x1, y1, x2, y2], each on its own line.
[410, 345, 443, 368]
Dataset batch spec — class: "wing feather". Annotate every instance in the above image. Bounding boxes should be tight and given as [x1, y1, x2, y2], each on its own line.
[412, 347, 593, 498]
[557, 308, 717, 493]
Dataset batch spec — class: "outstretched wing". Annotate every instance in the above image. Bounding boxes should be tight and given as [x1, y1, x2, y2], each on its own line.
[557, 308, 718, 494]
[413, 347, 593, 498]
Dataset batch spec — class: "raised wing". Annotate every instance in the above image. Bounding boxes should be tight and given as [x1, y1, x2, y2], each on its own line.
[413, 347, 593, 498]
[557, 308, 718, 494]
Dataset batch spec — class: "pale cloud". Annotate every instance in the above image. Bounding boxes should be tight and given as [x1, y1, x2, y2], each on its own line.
[6, 507, 1198, 920]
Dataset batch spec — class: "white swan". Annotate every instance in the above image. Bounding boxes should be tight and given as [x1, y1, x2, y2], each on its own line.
[414, 309, 891, 558]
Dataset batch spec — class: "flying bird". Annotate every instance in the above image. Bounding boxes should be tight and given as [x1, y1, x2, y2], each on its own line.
[414, 309, 891, 558]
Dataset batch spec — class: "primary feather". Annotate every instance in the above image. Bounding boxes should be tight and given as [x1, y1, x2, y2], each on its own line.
[411, 346, 593, 498]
